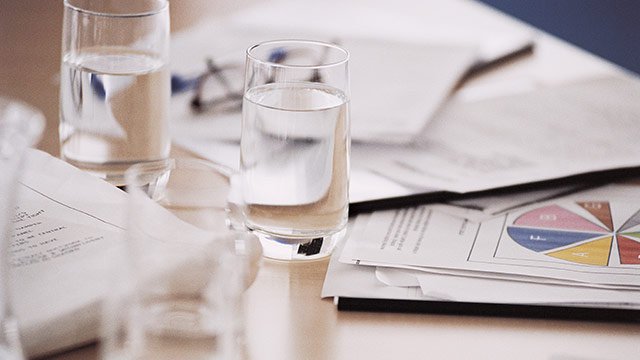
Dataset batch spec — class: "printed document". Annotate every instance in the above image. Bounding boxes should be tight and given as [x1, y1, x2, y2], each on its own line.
[10, 150, 237, 357]
[340, 182, 640, 288]
[353, 76, 640, 193]
[323, 232, 640, 307]
[9, 150, 126, 357]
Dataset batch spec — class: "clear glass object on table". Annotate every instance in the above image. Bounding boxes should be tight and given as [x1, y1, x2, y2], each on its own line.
[0, 98, 45, 359]
[59, 0, 171, 186]
[101, 158, 261, 360]
[240, 39, 351, 261]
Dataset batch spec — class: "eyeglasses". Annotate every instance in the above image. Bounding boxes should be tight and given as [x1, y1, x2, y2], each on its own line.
[181, 58, 244, 114]
[177, 42, 339, 115]
[86, 57, 243, 115]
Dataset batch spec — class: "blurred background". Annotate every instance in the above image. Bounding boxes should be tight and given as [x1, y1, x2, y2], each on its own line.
[479, 0, 640, 76]
[1, 0, 638, 156]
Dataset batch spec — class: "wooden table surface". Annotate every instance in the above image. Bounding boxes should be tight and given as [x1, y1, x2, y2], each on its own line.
[2, 1, 639, 359]
[42, 257, 640, 360]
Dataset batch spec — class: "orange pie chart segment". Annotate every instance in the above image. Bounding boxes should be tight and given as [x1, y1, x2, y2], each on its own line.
[577, 201, 613, 231]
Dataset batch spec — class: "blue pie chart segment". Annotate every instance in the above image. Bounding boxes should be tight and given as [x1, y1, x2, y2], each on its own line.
[507, 227, 604, 253]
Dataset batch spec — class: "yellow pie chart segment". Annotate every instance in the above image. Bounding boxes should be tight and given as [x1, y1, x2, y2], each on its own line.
[547, 236, 613, 266]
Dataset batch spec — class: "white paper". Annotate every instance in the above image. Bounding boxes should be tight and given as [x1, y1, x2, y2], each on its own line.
[179, 77, 640, 206]
[8, 150, 127, 357]
[173, 56, 639, 206]
[372, 263, 619, 290]
[340, 184, 640, 287]
[228, 0, 535, 64]
[170, 22, 478, 143]
[321, 219, 432, 301]
[374, 267, 640, 305]
[415, 271, 640, 305]
[324, 225, 640, 308]
[345, 39, 476, 143]
[353, 76, 640, 193]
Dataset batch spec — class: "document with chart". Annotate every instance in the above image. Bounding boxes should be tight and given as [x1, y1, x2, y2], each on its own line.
[339, 183, 640, 289]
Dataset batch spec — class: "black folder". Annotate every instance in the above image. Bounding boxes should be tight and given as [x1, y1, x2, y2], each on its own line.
[349, 165, 640, 216]
[336, 296, 640, 323]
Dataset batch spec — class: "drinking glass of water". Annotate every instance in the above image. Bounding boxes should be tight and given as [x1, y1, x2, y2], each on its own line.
[59, 0, 171, 186]
[240, 40, 350, 261]
[101, 158, 261, 360]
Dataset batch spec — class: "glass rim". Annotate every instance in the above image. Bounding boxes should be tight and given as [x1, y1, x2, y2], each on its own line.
[63, 0, 169, 18]
[246, 39, 349, 69]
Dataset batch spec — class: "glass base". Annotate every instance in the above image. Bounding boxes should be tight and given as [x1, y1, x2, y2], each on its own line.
[252, 227, 346, 261]
[62, 158, 167, 187]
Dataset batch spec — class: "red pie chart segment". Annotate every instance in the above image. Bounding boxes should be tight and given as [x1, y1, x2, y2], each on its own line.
[513, 204, 608, 233]
[617, 235, 640, 265]
[577, 201, 613, 231]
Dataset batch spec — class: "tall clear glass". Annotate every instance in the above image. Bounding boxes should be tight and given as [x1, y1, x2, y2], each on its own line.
[0, 98, 44, 360]
[240, 40, 351, 261]
[59, 0, 171, 186]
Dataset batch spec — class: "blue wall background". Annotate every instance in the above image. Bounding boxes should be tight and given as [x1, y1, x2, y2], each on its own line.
[476, 0, 640, 75]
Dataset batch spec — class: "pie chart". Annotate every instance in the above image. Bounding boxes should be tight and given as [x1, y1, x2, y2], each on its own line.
[507, 201, 640, 266]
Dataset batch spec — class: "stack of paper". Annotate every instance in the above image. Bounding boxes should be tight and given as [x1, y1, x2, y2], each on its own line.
[178, 76, 640, 207]
[322, 181, 640, 316]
